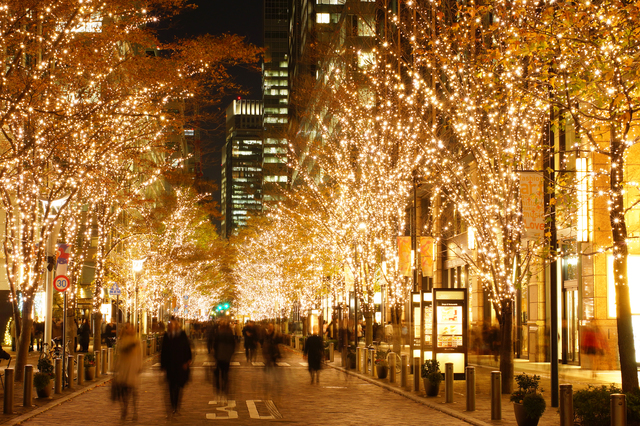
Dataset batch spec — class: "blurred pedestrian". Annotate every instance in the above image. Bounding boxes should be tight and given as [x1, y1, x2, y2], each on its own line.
[242, 321, 258, 363]
[112, 323, 142, 421]
[213, 319, 235, 398]
[262, 323, 280, 368]
[304, 328, 323, 384]
[161, 316, 192, 417]
[79, 318, 90, 352]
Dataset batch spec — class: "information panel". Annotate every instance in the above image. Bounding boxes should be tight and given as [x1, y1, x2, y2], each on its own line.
[433, 288, 468, 380]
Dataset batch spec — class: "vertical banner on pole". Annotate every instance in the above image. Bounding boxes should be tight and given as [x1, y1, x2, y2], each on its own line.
[397, 237, 412, 277]
[420, 237, 434, 277]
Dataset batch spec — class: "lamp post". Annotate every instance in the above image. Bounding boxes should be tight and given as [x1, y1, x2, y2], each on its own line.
[132, 259, 145, 337]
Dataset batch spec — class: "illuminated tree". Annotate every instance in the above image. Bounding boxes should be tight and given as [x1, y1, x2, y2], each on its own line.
[520, 0, 640, 392]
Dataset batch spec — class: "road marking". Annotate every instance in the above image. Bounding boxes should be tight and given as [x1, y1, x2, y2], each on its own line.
[252, 362, 264, 367]
[247, 400, 281, 419]
[152, 363, 161, 367]
[203, 362, 215, 366]
[322, 386, 347, 389]
[299, 362, 308, 367]
[206, 400, 238, 419]
[276, 362, 290, 367]
[230, 362, 240, 366]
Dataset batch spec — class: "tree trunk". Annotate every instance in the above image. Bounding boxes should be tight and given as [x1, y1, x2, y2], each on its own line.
[499, 298, 514, 394]
[391, 304, 402, 354]
[364, 311, 373, 346]
[609, 136, 639, 392]
[15, 301, 34, 382]
[93, 312, 102, 354]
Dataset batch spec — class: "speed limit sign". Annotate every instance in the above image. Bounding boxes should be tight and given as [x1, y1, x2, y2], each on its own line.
[53, 275, 70, 292]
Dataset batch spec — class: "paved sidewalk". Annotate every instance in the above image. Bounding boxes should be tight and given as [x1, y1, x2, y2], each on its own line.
[318, 347, 635, 426]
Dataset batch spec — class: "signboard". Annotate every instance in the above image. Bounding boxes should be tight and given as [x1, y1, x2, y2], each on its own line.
[109, 285, 121, 296]
[433, 288, 468, 379]
[519, 172, 545, 238]
[53, 275, 70, 292]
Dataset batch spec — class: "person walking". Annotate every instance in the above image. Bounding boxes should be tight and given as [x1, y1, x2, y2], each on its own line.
[161, 316, 192, 417]
[303, 329, 324, 384]
[242, 321, 257, 363]
[213, 319, 235, 398]
[112, 323, 142, 421]
[79, 318, 90, 352]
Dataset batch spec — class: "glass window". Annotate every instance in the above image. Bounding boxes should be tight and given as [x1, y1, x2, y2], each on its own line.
[317, 13, 330, 23]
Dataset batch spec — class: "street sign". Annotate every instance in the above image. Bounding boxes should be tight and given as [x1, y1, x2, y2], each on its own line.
[109, 285, 122, 296]
[53, 275, 70, 292]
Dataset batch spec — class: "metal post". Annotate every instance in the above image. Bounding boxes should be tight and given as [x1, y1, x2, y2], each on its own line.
[369, 348, 376, 377]
[67, 355, 74, 390]
[94, 351, 101, 378]
[491, 371, 501, 420]
[329, 342, 334, 362]
[77, 354, 85, 385]
[445, 362, 453, 403]
[108, 348, 113, 373]
[389, 352, 396, 383]
[413, 357, 421, 392]
[23, 365, 33, 407]
[101, 348, 107, 375]
[400, 354, 408, 388]
[356, 347, 361, 372]
[611, 394, 627, 426]
[3, 368, 14, 414]
[54, 358, 62, 394]
[466, 366, 475, 411]
[560, 384, 573, 426]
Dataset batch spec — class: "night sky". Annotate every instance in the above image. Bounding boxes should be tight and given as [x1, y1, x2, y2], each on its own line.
[157, 0, 264, 209]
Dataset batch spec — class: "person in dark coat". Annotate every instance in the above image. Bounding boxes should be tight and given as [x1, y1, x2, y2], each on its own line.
[161, 316, 192, 417]
[79, 318, 90, 352]
[303, 328, 324, 384]
[242, 321, 257, 363]
[213, 319, 235, 396]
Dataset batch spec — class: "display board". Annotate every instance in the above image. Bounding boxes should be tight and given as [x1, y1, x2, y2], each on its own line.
[433, 288, 468, 380]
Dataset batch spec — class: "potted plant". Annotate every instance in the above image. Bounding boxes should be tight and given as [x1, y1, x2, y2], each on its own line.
[34, 358, 55, 398]
[84, 353, 96, 380]
[421, 359, 443, 397]
[375, 351, 389, 379]
[510, 372, 546, 426]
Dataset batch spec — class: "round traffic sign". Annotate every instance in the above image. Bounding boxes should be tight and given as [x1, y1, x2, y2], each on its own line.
[53, 275, 70, 292]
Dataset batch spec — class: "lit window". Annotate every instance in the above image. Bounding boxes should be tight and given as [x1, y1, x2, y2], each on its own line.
[317, 13, 330, 23]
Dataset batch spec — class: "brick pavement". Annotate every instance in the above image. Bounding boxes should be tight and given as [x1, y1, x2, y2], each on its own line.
[13, 342, 471, 425]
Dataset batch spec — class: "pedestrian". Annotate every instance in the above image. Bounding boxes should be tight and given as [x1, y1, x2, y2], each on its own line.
[161, 316, 192, 417]
[213, 319, 235, 398]
[79, 318, 90, 352]
[303, 328, 323, 384]
[261, 323, 280, 368]
[112, 323, 142, 421]
[242, 321, 257, 363]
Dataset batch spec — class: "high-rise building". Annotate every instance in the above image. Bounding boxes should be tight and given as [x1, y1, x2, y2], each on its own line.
[221, 100, 264, 238]
[263, 0, 291, 201]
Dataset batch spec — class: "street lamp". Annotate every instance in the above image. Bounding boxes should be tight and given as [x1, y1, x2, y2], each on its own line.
[132, 258, 146, 337]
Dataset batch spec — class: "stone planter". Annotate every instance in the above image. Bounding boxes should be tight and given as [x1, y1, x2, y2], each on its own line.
[85, 365, 96, 381]
[513, 403, 541, 426]
[424, 378, 440, 397]
[376, 365, 388, 379]
[36, 381, 53, 399]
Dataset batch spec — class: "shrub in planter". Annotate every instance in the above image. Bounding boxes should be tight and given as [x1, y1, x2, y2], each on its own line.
[510, 373, 546, 426]
[84, 353, 96, 368]
[421, 359, 443, 384]
[574, 384, 621, 426]
[33, 371, 53, 390]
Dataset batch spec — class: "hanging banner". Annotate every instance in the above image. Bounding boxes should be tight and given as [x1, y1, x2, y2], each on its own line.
[397, 236, 412, 277]
[519, 172, 545, 239]
[420, 236, 434, 277]
[55, 243, 72, 277]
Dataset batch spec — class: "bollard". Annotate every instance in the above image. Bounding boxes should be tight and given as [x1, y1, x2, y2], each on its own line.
[491, 371, 501, 420]
[101, 349, 107, 375]
[369, 348, 376, 377]
[356, 347, 361, 372]
[94, 351, 101, 378]
[329, 342, 334, 362]
[67, 355, 74, 390]
[23, 365, 33, 407]
[413, 357, 421, 392]
[77, 354, 85, 385]
[611, 394, 627, 426]
[108, 348, 114, 373]
[559, 384, 573, 426]
[54, 358, 63, 394]
[445, 362, 454, 403]
[466, 366, 476, 411]
[400, 354, 408, 388]
[3, 368, 14, 414]
[389, 352, 396, 383]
